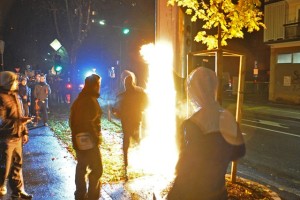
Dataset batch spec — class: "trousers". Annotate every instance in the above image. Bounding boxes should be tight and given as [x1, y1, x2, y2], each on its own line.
[75, 147, 103, 200]
[0, 137, 23, 194]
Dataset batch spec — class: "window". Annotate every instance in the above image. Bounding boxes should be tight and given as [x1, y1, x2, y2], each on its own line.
[277, 54, 292, 63]
[293, 52, 300, 63]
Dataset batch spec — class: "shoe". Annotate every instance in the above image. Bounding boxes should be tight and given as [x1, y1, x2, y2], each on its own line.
[0, 185, 7, 196]
[11, 191, 33, 199]
[33, 123, 37, 127]
[44, 123, 48, 126]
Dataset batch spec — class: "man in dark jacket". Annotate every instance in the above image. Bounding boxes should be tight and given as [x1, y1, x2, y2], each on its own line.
[113, 71, 148, 179]
[18, 76, 31, 117]
[33, 74, 51, 126]
[69, 74, 103, 200]
[0, 71, 33, 199]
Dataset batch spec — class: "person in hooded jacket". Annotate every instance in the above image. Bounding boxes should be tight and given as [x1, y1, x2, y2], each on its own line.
[18, 76, 31, 117]
[167, 67, 246, 200]
[69, 74, 103, 200]
[0, 71, 33, 199]
[113, 70, 148, 179]
[33, 74, 51, 126]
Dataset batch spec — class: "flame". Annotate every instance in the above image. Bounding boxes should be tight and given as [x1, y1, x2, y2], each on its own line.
[128, 42, 178, 177]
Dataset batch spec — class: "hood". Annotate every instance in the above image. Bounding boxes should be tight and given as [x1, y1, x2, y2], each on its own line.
[0, 71, 18, 91]
[187, 67, 243, 145]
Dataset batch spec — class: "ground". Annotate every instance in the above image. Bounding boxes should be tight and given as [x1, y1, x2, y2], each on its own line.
[48, 104, 279, 199]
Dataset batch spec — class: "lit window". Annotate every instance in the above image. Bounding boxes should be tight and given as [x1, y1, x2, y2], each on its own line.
[277, 54, 292, 63]
[293, 52, 300, 63]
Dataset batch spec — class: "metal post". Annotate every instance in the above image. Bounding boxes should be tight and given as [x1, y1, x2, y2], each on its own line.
[231, 55, 246, 183]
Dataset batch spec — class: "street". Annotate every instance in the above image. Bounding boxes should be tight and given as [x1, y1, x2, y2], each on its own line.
[238, 108, 300, 199]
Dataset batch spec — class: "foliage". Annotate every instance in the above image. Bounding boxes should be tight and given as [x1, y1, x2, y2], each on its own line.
[167, 0, 266, 50]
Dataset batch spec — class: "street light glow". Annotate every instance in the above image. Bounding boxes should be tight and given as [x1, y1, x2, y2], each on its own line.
[99, 20, 106, 25]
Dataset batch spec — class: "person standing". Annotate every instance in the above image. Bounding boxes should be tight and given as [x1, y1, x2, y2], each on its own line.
[167, 67, 246, 200]
[28, 73, 40, 117]
[18, 76, 31, 117]
[69, 74, 103, 200]
[0, 71, 33, 199]
[33, 74, 51, 126]
[113, 71, 148, 179]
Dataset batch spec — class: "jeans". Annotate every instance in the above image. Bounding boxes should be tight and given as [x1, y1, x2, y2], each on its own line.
[0, 137, 23, 194]
[75, 147, 103, 200]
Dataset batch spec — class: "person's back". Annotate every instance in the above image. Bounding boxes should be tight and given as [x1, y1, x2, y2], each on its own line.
[118, 85, 147, 125]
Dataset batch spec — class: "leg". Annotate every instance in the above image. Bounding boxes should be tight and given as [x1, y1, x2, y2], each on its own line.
[87, 148, 103, 200]
[75, 150, 88, 200]
[9, 139, 23, 194]
[0, 141, 12, 193]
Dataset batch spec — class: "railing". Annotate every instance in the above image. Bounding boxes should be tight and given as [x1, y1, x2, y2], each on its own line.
[284, 22, 300, 39]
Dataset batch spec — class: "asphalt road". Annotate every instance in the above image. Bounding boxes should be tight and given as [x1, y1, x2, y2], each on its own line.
[238, 111, 300, 200]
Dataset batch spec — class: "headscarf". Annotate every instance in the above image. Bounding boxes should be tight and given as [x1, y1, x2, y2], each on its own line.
[187, 67, 243, 145]
[0, 71, 18, 91]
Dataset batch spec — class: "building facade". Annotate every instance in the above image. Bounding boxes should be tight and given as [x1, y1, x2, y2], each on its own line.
[264, 0, 300, 104]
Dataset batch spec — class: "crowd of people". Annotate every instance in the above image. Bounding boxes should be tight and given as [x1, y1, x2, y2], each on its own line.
[0, 66, 246, 200]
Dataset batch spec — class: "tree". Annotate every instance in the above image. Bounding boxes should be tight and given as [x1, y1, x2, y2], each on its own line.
[167, 0, 266, 50]
[167, 0, 266, 182]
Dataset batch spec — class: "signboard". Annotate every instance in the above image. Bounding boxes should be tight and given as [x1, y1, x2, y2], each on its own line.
[50, 39, 62, 51]
[283, 76, 291, 86]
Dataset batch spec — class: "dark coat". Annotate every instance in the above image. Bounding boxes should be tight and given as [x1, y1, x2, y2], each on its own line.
[18, 84, 31, 104]
[114, 85, 148, 127]
[0, 89, 28, 138]
[167, 119, 246, 200]
[69, 90, 102, 150]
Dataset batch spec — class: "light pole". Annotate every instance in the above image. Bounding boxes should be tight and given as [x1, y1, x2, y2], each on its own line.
[0, 40, 5, 71]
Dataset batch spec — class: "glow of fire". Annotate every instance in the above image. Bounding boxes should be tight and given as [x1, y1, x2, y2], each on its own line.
[128, 42, 178, 177]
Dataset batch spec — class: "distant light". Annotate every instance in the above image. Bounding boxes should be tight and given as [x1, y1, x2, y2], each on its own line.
[66, 83, 72, 89]
[44, 58, 48, 61]
[99, 20, 106, 25]
[47, 53, 51, 55]
[92, 19, 95, 23]
[122, 28, 130, 35]
[85, 71, 94, 78]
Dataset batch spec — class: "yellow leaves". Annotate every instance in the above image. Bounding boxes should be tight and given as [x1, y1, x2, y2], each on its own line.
[186, 8, 193, 15]
[168, 0, 266, 50]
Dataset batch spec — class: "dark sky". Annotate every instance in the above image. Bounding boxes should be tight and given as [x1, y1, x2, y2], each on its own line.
[1, 0, 155, 85]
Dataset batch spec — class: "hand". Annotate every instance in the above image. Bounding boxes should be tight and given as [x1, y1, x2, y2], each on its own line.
[28, 102, 31, 106]
[20, 117, 33, 124]
[23, 135, 29, 144]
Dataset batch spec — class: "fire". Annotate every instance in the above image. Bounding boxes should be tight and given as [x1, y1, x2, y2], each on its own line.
[128, 42, 178, 177]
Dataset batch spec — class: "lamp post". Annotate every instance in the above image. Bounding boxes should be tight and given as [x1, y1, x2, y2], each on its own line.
[0, 40, 4, 71]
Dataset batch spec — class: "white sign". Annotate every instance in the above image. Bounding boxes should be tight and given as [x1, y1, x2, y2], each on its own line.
[50, 39, 62, 51]
[283, 76, 291, 86]
[0, 40, 4, 54]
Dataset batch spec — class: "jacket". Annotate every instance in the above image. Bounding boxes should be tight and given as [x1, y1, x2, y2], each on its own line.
[115, 85, 148, 125]
[34, 82, 51, 101]
[18, 84, 31, 104]
[69, 90, 102, 150]
[0, 89, 28, 138]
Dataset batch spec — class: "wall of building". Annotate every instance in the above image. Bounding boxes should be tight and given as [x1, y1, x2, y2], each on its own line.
[270, 46, 300, 104]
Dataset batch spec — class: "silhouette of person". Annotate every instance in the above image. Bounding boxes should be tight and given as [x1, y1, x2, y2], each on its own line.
[0, 71, 33, 199]
[69, 74, 103, 200]
[113, 71, 148, 179]
[167, 67, 246, 200]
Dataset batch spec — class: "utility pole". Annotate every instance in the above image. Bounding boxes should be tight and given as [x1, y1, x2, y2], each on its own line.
[0, 40, 4, 71]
